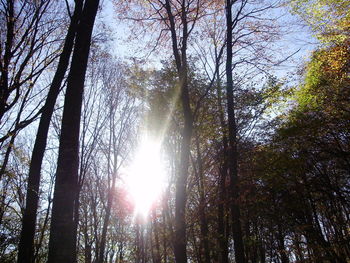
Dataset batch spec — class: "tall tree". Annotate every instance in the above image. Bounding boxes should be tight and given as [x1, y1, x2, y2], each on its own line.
[225, 0, 246, 262]
[162, 1, 194, 261]
[97, 61, 136, 263]
[47, 0, 100, 262]
[17, 2, 83, 262]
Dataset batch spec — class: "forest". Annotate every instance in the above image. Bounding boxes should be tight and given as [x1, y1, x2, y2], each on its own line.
[0, 0, 349, 262]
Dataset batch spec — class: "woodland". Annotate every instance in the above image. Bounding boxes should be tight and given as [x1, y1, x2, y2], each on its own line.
[0, 0, 349, 262]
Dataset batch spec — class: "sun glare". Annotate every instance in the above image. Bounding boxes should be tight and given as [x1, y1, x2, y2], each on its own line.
[125, 139, 166, 217]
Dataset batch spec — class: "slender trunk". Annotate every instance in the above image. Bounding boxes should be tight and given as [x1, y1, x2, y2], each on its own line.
[250, 220, 258, 263]
[162, 206, 168, 263]
[152, 209, 162, 263]
[47, 1, 99, 262]
[72, 191, 81, 261]
[17, 3, 83, 262]
[302, 176, 344, 263]
[162, 1, 194, 262]
[0, 180, 10, 226]
[136, 223, 141, 263]
[225, 1, 245, 263]
[141, 224, 145, 263]
[33, 197, 52, 261]
[0, 0, 14, 122]
[174, 70, 193, 263]
[216, 64, 229, 263]
[97, 178, 116, 263]
[0, 134, 15, 182]
[195, 136, 211, 263]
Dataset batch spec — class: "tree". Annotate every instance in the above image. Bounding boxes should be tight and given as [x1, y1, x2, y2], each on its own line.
[289, 0, 350, 44]
[0, 0, 62, 185]
[225, 1, 246, 262]
[0, 0, 57, 124]
[96, 60, 136, 263]
[47, 0, 100, 262]
[17, 1, 83, 262]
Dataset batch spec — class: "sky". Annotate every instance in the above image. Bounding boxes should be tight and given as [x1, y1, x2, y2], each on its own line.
[98, 0, 319, 77]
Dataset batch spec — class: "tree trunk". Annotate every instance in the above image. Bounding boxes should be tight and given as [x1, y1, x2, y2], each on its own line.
[225, 1, 246, 263]
[195, 136, 211, 263]
[47, 1, 99, 262]
[152, 209, 162, 263]
[163, 1, 194, 262]
[17, 2, 83, 262]
[0, 0, 14, 122]
[216, 65, 229, 263]
[162, 207, 168, 263]
[97, 177, 116, 263]
[174, 67, 193, 263]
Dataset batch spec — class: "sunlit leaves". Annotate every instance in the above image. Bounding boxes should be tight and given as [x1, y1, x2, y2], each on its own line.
[289, 0, 350, 44]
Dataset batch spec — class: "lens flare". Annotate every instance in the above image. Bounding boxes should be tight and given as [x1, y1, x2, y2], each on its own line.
[125, 139, 165, 217]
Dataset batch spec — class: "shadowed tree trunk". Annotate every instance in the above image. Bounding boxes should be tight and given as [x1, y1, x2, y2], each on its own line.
[17, 2, 83, 262]
[225, 1, 246, 263]
[194, 135, 211, 263]
[163, 1, 194, 263]
[97, 173, 116, 263]
[216, 63, 229, 263]
[47, 0, 99, 262]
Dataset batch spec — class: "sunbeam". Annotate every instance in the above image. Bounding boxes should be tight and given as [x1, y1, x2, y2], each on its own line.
[125, 138, 166, 217]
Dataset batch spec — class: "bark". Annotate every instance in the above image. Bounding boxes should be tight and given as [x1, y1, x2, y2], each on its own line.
[17, 2, 83, 262]
[163, 1, 194, 263]
[216, 64, 229, 263]
[174, 62, 193, 263]
[0, 0, 15, 122]
[195, 136, 211, 263]
[47, 1, 99, 262]
[225, 1, 246, 263]
[33, 196, 52, 261]
[162, 207, 168, 263]
[97, 176, 116, 263]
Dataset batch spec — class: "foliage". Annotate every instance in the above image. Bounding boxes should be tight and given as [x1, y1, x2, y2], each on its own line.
[289, 0, 350, 43]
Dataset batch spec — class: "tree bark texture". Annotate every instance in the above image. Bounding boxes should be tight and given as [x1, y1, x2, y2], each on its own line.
[225, 1, 246, 263]
[47, 1, 99, 262]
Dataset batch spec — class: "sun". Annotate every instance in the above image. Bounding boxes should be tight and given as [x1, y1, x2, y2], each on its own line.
[125, 138, 166, 217]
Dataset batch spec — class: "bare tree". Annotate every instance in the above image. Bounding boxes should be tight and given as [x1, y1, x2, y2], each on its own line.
[47, 1, 100, 262]
[17, 1, 84, 262]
